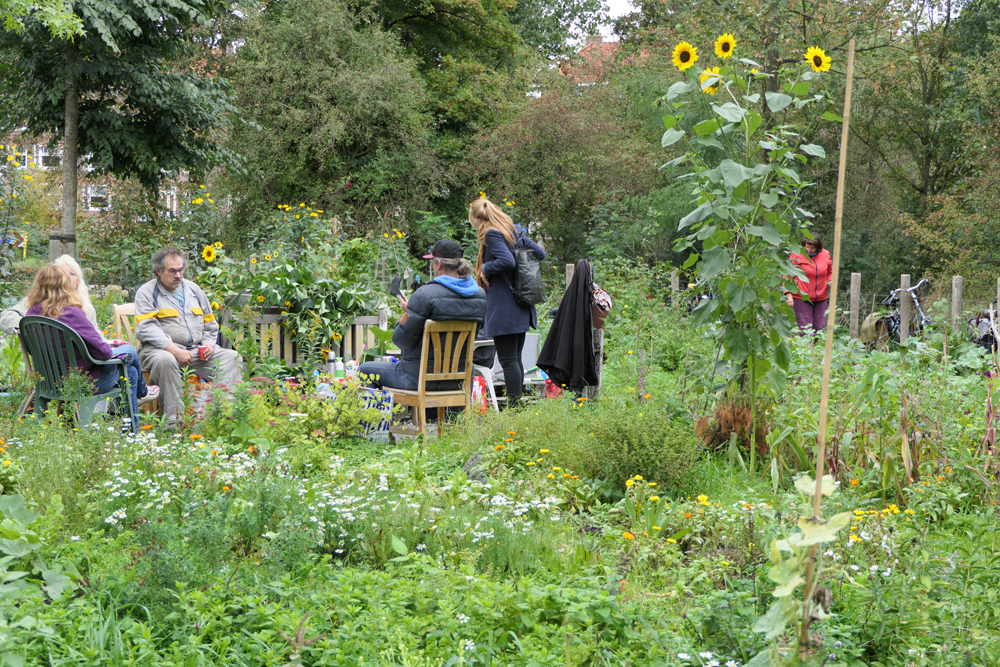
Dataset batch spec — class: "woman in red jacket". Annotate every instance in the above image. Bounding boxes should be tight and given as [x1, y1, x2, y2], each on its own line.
[784, 235, 833, 335]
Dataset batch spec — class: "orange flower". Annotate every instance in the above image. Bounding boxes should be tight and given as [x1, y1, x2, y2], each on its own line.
[495, 444, 505, 450]
[850, 479, 859, 486]
[623, 531, 635, 540]
[684, 512, 692, 519]
[223, 485, 230, 491]
[507, 431, 516, 435]
[505, 438, 513, 442]
[140, 425, 154, 431]
[189, 434, 203, 440]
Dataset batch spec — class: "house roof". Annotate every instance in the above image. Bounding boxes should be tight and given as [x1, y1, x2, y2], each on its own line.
[560, 36, 650, 84]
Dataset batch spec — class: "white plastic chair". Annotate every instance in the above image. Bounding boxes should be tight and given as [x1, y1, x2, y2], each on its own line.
[472, 338, 499, 411]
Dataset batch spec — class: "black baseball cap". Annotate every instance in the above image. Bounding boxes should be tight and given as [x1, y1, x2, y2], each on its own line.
[423, 239, 464, 259]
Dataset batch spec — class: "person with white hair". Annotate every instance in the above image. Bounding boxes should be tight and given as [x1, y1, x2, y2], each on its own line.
[2, 255, 159, 405]
[1, 255, 98, 334]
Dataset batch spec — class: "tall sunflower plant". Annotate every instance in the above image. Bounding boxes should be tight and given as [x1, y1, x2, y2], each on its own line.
[662, 36, 840, 431]
[665, 38, 851, 666]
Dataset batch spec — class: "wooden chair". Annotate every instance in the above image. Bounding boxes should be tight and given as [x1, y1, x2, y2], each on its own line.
[389, 320, 477, 436]
[19, 316, 138, 432]
[112, 303, 158, 414]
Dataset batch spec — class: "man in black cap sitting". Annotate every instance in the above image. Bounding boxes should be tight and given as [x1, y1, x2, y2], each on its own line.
[358, 240, 486, 391]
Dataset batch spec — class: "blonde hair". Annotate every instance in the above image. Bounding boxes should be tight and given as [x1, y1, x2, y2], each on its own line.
[470, 198, 517, 289]
[26, 265, 83, 319]
[54, 255, 98, 326]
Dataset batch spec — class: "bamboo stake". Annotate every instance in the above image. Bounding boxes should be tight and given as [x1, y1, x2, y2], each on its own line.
[798, 39, 855, 660]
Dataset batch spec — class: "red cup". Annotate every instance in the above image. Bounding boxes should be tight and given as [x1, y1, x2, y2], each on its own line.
[198, 346, 210, 361]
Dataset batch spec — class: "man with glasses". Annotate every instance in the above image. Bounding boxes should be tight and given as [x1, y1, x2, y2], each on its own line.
[135, 246, 242, 428]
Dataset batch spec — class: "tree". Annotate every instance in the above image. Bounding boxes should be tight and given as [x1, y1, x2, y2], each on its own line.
[0, 0, 80, 38]
[223, 0, 441, 235]
[0, 0, 238, 259]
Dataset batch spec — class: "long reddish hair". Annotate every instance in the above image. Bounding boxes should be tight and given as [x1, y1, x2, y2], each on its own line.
[26, 265, 82, 319]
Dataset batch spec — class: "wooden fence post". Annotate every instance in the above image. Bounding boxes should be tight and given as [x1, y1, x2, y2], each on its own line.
[849, 273, 860, 339]
[899, 274, 910, 343]
[671, 269, 680, 310]
[951, 276, 963, 337]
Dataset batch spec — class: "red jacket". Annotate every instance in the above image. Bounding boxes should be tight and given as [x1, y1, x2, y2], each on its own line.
[787, 249, 832, 302]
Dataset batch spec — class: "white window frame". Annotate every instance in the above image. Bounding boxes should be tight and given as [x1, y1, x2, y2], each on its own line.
[33, 144, 62, 169]
[85, 184, 111, 211]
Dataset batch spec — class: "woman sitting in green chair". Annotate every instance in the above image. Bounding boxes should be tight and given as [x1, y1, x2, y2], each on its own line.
[24, 265, 151, 425]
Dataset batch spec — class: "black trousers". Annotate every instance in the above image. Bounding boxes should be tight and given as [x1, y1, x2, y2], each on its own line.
[494, 332, 526, 406]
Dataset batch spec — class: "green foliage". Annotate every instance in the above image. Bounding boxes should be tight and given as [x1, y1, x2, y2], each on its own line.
[225, 0, 440, 234]
[0, 0, 238, 194]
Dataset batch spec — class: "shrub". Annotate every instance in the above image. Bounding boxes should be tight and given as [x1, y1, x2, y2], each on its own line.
[587, 396, 703, 491]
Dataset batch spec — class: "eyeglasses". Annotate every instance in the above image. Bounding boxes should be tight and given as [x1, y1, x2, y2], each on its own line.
[164, 268, 184, 276]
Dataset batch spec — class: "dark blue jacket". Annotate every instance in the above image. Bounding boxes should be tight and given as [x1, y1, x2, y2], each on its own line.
[393, 278, 486, 379]
[482, 229, 546, 337]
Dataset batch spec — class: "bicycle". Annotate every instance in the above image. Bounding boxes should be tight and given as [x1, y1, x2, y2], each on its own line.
[860, 278, 934, 351]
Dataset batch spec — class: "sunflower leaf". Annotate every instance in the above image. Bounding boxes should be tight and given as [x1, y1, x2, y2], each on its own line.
[678, 202, 713, 230]
[694, 119, 720, 136]
[666, 80, 696, 101]
[712, 103, 746, 123]
[661, 128, 685, 147]
[760, 192, 778, 209]
[822, 111, 843, 122]
[764, 92, 793, 112]
[720, 159, 754, 188]
[743, 112, 763, 135]
[699, 246, 732, 280]
[659, 155, 687, 169]
[695, 137, 725, 150]
[800, 143, 826, 157]
[789, 81, 811, 96]
[744, 93, 760, 104]
[801, 70, 819, 81]
[662, 114, 677, 130]
[738, 57, 762, 68]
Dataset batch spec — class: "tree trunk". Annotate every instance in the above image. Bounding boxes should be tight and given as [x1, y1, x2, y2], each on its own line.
[52, 40, 79, 261]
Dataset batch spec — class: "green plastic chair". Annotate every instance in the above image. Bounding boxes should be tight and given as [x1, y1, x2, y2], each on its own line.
[18, 316, 137, 432]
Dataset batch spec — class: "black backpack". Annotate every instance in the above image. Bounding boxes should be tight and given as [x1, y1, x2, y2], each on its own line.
[507, 233, 545, 307]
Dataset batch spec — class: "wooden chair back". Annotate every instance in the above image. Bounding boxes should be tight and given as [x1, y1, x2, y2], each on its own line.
[389, 319, 477, 436]
[112, 303, 137, 347]
[418, 319, 477, 385]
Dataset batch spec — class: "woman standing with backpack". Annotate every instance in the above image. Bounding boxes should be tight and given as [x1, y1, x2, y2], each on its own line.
[471, 198, 546, 408]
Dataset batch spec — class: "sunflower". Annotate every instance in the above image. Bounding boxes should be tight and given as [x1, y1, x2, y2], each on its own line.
[672, 42, 698, 71]
[250, 257, 257, 264]
[699, 67, 721, 95]
[214, 241, 223, 249]
[804, 46, 831, 73]
[264, 254, 272, 261]
[714, 34, 736, 59]
[201, 245, 217, 262]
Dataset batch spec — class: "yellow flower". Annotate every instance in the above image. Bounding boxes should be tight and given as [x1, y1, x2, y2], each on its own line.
[201, 245, 216, 262]
[539, 449, 549, 453]
[257, 296, 265, 302]
[652, 526, 661, 531]
[214, 241, 223, 248]
[265, 254, 272, 261]
[623, 531, 635, 540]
[672, 42, 698, 71]
[648, 482, 657, 487]
[251, 258, 257, 264]
[634, 475, 643, 481]
[805, 46, 831, 73]
[699, 66, 721, 95]
[547, 473, 555, 479]
[650, 496, 660, 502]
[667, 538, 677, 544]
[626, 479, 635, 487]
[553, 467, 561, 471]
[192, 197, 204, 204]
[2, 460, 10, 466]
[526, 461, 535, 466]
[750, 68, 759, 75]
[211, 301, 220, 310]
[310, 212, 318, 217]
[714, 33, 736, 59]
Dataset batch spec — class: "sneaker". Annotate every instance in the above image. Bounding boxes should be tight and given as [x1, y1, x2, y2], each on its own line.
[138, 385, 160, 406]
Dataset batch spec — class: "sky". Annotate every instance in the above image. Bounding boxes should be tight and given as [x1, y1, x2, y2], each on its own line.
[600, 0, 635, 38]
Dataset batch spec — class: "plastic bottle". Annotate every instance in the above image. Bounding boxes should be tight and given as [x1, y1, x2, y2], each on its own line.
[334, 357, 345, 378]
[345, 359, 358, 379]
[326, 351, 337, 375]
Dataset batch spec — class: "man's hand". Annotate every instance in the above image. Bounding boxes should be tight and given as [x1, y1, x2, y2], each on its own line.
[397, 293, 409, 312]
[166, 343, 193, 366]
[201, 345, 215, 361]
[786, 294, 794, 308]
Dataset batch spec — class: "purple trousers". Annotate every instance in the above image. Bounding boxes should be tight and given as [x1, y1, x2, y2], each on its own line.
[792, 298, 828, 335]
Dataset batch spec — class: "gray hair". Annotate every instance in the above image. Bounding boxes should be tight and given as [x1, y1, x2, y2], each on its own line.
[436, 257, 472, 278]
[152, 247, 187, 274]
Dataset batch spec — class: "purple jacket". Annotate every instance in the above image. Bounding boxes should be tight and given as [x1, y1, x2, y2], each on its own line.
[24, 305, 112, 379]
